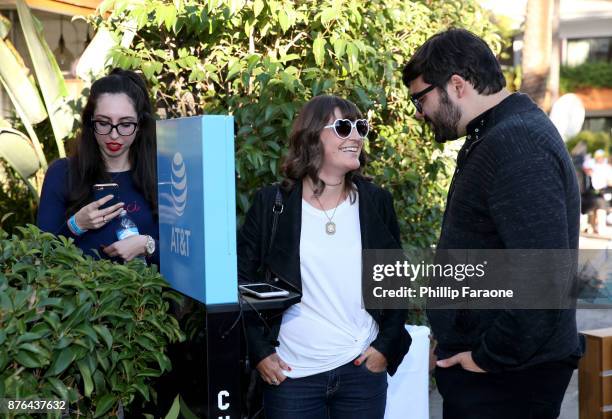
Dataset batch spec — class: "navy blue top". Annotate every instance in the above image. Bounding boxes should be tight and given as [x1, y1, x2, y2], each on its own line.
[37, 158, 159, 266]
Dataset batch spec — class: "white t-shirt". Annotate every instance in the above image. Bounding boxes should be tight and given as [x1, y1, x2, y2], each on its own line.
[277, 193, 379, 378]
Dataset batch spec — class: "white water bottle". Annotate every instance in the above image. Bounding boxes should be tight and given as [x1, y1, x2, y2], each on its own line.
[116, 210, 139, 240]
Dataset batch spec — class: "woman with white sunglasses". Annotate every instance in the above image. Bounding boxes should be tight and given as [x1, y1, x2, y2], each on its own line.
[238, 95, 411, 418]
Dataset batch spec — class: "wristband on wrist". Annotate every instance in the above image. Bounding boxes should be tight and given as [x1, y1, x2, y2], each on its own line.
[67, 215, 87, 236]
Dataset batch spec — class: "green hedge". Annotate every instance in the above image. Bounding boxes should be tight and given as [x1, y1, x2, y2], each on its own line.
[0, 224, 184, 417]
[560, 61, 612, 93]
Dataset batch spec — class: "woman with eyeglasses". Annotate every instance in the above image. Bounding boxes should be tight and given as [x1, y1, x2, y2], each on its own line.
[238, 95, 411, 418]
[37, 68, 158, 264]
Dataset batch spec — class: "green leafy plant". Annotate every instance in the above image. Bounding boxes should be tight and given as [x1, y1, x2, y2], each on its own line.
[0, 224, 184, 418]
[566, 130, 612, 155]
[0, 0, 76, 173]
[0, 0, 133, 204]
[0, 166, 37, 234]
[153, 394, 198, 419]
[560, 61, 612, 93]
[95, 0, 502, 249]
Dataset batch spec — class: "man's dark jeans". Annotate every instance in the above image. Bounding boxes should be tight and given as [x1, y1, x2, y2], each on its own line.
[263, 360, 388, 419]
[435, 360, 575, 419]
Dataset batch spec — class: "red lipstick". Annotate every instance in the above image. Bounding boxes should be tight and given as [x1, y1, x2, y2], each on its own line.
[106, 142, 122, 152]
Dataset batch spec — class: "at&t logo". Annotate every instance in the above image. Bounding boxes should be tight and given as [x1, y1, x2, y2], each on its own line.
[171, 152, 187, 216]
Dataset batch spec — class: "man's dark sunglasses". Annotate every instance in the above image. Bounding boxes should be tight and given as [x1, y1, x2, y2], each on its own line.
[410, 84, 436, 114]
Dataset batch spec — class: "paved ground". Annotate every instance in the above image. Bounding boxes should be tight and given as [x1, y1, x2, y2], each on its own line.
[428, 234, 612, 419]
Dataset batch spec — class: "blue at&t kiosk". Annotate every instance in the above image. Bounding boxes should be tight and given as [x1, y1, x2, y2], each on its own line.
[157, 115, 240, 418]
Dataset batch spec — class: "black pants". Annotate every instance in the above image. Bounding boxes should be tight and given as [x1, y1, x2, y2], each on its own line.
[435, 361, 574, 419]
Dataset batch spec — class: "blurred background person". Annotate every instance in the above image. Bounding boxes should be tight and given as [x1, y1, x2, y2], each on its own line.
[582, 149, 612, 234]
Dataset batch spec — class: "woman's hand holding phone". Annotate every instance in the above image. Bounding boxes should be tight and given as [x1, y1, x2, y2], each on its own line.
[74, 195, 125, 230]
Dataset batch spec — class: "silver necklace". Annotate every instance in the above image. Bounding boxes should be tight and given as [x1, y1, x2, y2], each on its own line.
[315, 192, 344, 235]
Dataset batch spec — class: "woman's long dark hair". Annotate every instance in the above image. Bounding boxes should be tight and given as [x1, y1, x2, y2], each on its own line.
[66, 68, 157, 217]
[281, 95, 367, 201]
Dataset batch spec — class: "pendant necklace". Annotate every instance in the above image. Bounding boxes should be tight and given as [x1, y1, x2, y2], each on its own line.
[315, 191, 344, 235]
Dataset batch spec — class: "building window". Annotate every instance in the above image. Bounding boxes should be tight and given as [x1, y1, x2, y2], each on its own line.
[583, 117, 612, 134]
[565, 37, 612, 66]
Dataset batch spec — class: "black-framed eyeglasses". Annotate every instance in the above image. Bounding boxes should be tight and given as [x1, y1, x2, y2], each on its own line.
[410, 84, 436, 114]
[91, 120, 138, 136]
[324, 119, 369, 139]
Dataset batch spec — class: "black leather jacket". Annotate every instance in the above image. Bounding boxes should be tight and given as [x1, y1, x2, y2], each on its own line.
[237, 177, 411, 375]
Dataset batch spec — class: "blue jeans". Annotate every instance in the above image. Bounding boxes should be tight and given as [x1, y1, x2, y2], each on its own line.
[263, 360, 388, 419]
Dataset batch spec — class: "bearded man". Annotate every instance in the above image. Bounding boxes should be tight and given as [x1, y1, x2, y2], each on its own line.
[402, 28, 582, 419]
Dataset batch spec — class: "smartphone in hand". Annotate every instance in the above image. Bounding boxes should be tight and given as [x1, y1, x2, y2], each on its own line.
[93, 183, 120, 209]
